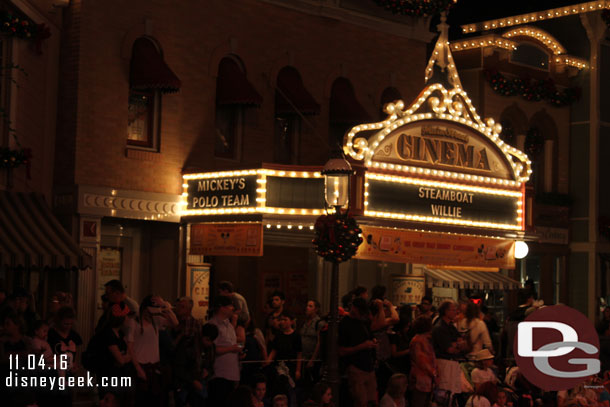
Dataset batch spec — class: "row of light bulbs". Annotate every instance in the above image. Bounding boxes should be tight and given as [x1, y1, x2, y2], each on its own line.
[363, 210, 522, 231]
[183, 168, 321, 180]
[450, 35, 517, 52]
[462, 1, 610, 33]
[345, 82, 532, 183]
[503, 27, 565, 54]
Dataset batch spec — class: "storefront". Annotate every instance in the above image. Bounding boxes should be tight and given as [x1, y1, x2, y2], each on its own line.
[181, 25, 533, 324]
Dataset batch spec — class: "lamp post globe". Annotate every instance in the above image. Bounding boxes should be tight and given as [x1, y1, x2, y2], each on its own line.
[322, 149, 353, 210]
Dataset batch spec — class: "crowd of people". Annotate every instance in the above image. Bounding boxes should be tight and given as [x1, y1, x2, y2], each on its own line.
[2, 281, 610, 407]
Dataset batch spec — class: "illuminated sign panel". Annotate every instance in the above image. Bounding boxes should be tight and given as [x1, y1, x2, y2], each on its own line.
[367, 178, 519, 226]
[186, 175, 258, 210]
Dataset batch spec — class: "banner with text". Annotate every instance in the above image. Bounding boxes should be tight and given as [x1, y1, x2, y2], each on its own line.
[190, 223, 263, 256]
[188, 264, 210, 321]
[355, 226, 515, 268]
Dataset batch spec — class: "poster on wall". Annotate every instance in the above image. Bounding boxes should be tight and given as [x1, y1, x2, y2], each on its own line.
[190, 223, 263, 256]
[392, 276, 425, 306]
[98, 247, 122, 308]
[188, 264, 210, 322]
[355, 226, 515, 269]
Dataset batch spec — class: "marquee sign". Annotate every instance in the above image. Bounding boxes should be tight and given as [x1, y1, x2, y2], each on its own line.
[186, 175, 258, 210]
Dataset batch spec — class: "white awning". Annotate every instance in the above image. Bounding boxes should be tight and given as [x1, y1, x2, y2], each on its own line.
[424, 267, 521, 290]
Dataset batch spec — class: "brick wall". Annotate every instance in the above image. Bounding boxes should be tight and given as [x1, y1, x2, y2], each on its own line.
[61, 0, 427, 195]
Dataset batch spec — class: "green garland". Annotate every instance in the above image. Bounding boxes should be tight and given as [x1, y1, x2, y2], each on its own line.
[524, 128, 544, 158]
[0, 146, 30, 169]
[485, 70, 580, 107]
[1, 10, 50, 52]
[372, 0, 456, 17]
[313, 212, 363, 263]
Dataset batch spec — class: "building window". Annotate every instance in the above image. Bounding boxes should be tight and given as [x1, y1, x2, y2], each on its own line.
[215, 56, 262, 161]
[128, 36, 181, 151]
[511, 43, 549, 71]
[127, 90, 159, 148]
[215, 105, 243, 160]
[329, 78, 370, 148]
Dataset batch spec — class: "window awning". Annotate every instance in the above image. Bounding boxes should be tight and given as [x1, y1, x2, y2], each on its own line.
[275, 67, 320, 115]
[216, 58, 263, 106]
[130, 38, 181, 94]
[424, 267, 521, 290]
[330, 78, 371, 124]
[0, 191, 91, 269]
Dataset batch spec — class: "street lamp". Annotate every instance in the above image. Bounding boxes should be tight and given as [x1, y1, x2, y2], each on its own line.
[320, 148, 354, 405]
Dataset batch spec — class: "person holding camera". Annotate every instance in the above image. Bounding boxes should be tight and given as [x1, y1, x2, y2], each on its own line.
[127, 295, 178, 407]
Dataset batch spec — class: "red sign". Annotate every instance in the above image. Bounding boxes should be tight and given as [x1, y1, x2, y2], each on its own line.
[190, 223, 263, 256]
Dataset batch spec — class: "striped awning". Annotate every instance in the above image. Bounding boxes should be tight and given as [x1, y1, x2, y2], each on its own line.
[424, 267, 521, 290]
[0, 191, 91, 269]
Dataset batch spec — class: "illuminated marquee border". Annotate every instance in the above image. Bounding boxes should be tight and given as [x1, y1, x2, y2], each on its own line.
[363, 172, 525, 231]
[181, 168, 325, 217]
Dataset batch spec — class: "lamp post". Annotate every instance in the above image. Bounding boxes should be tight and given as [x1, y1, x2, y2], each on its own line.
[320, 149, 354, 405]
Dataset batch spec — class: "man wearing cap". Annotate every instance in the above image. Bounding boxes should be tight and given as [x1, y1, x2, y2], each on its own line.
[339, 297, 378, 407]
[208, 295, 241, 406]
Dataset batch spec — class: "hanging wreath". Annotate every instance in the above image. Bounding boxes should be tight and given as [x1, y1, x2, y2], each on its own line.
[372, 0, 456, 17]
[0, 11, 51, 53]
[524, 128, 544, 158]
[0, 146, 31, 172]
[313, 212, 363, 263]
[485, 70, 580, 107]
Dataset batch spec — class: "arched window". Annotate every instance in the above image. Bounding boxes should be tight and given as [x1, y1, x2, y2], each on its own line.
[274, 66, 319, 164]
[215, 56, 262, 160]
[329, 78, 370, 147]
[526, 112, 558, 193]
[128, 37, 180, 150]
[379, 87, 401, 120]
[511, 43, 550, 70]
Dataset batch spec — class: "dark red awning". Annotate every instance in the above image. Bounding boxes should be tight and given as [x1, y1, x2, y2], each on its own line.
[216, 58, 263, 106]
[329, 78, 371, 124]
[130, 38, 181, 93]
[275, 67, 320, 115]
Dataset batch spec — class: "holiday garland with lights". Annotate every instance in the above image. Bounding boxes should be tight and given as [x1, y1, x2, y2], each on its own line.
[485, 70, 579, 107]
[0, 146, 31, 171]
[1, 10, 50, 53]
[313, 212, 363, 263]
[372, 0, 456, 17]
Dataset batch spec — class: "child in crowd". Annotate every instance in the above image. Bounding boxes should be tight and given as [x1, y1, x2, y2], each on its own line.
[272, 394, 288, 407]
[493, 388, 509, 407]
[31, 320, 53, 366]
[266, 312, 302, 404]
[471, 349, 498, 390]
[380, 373, 408, 407]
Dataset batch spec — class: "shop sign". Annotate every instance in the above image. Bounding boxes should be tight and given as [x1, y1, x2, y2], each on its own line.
[392, 276, 425, 306]
[366, 176, 521, 228]
[190, 223, 263, 256]
[355, 226, 515, 269]
[187, 264, 210, 321]
[535, 226, 569, 245]
[431, 287, 458, 307]
[186, 175, 257, 210]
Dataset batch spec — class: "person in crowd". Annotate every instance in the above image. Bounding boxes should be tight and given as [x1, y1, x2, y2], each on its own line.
[127, 295, 177, 407]
[96, 302, 132, 402]
[471, 349, 498, 390]
[338, 297, 378, 407]
[265, 290, 286, 343]
[432, 300, 468, 405]
[46, 306, 82, 406]
[557, 375, 600, 406]
[599, 307, 610, 337]
[459, 301, 493, 357]
[341, 292, 353, 313]
[516, 394, 534, 407]
[389, 306, 412, 374]
[208, 295, 242, 406]
[31, 319, 53, 365]
[493, 388, 509, 407]
[380, 373, 408, 407]
[353, 286, 368, 301]
[201, 322, 219, 387]
[10, 288, 38, 335]
[219, 280, 250, 325]
[0, 310, 36, 407]
[272, 394, 289, 407]
[266, 312, 302, 406]
[105, 279, 139, 317]
[252, 374, 271, 407]
[418, 296, 434, 319]
[95, 293, 112, 334]
[503, 289, 534, 359]
[369, 286, 400, 395]
[409, 316, 437, 407]
[227, 385, 257, 407]
[241, 318, 267, 386]
[465, 381, 498, 407]
[301, 299, 325, 386]
[310, 381, 334, 407]
[172, 296, 206, 407]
